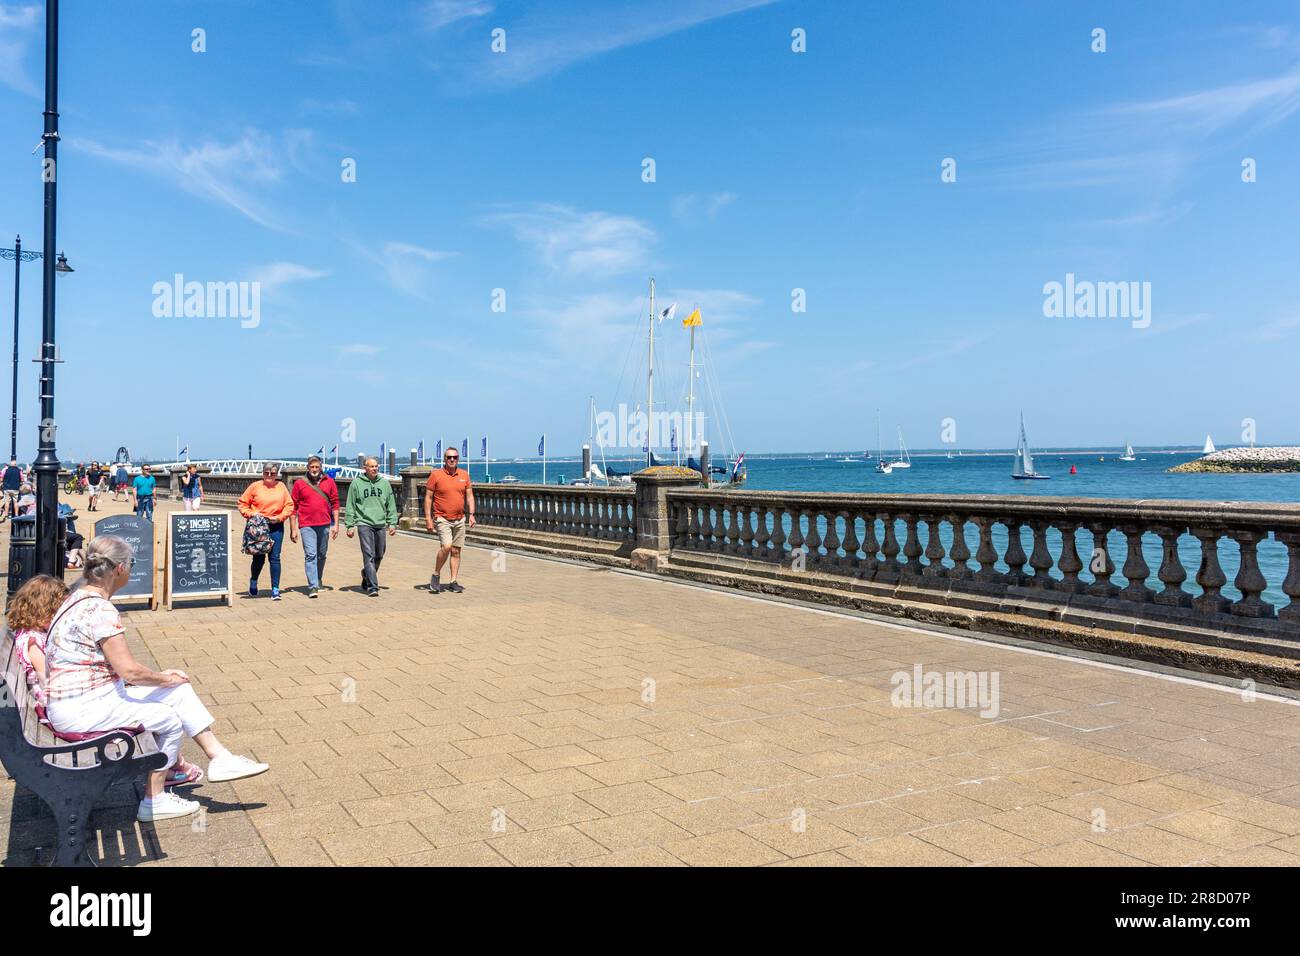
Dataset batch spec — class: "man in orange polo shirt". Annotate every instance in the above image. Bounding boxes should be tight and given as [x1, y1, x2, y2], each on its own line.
[424, 446, 475, 593]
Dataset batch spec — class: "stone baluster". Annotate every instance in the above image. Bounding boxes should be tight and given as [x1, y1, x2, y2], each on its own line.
[754, 506, 772, 560]
[804, 512, 823, 567]
[1086, 524, 1116, 597]
[901, 514, 923, 577]
[1153, 525, 1192, 608]
[880, 514, 901, 579]
[1119, 525, 1152, 602]
[821, 512, 841, 568]
[739, 505, 756, 557]
[700, 503, 716, 551]
[1277, 532, 1300, 624]
[922, 516, 947, 579]
[860, 515, 880, 580]
[769, 507, 787, 562]
[947, 515, 972, 581]
[787, 511, 806, 568]
[974, 517, 998, 582]
[1027, 520, 1054, 589]
[1056, 523, 1084, 593]
[1230, 530, 1274, 619]
[840, 512, 860, 571]
[1003, 520, 1028, 585]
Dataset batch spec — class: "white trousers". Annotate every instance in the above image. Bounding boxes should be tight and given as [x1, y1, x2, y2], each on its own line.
[48, 681, 215, 766]
[184, 496, 202, 511]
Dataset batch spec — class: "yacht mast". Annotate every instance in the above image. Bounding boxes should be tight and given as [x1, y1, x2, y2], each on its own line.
[647, 276, 655, 469]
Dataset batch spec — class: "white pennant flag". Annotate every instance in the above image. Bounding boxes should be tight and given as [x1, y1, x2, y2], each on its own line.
[658, 302, 676, 323]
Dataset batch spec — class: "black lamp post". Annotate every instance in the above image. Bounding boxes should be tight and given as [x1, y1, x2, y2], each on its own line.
[1, 238, 72, 464]
[33, 0, 61, 577]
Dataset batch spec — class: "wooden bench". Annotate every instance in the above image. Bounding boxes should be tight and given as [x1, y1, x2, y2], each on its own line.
[0, 627, 166, 866]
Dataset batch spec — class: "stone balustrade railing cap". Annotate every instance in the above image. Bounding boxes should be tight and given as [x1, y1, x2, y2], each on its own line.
[633, 465, 703, 483]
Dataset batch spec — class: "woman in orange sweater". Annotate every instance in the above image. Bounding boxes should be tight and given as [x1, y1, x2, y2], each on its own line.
[237, 465, 294, 600]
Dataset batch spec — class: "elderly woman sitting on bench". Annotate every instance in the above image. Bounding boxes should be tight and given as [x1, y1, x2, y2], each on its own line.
[44, 536, 270, 822]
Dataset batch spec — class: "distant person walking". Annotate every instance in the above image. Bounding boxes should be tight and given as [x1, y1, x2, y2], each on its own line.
[86, 461, 106, 512]
[113, 463, 129, 501]
[1, 458, 22, 521]
[131, 464, 157, 522]
[289, 456, 339, 598]
[344, 457, 396, 597]
[424, 446, 475, 594]
[180, 463, 204, 511]
[238, 465, 294, 600]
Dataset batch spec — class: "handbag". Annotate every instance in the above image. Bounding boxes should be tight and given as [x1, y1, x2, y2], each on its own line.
[241, 514, 274, 555]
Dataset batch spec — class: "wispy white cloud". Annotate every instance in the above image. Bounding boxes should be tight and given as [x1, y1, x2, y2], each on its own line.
[340, 343, 383, 357]
[895, 333, 992, 371]
[484, 204, 655, 276]
[1249, 315, 1300, 343]
[419, 0, 493, 32]
[76, 130, 304, 231]
[671, 192, 738, 222]
[346, 240, 457, 297]
[250, 262, 329, 293]
[441, 0, 776, 89]
[0, 2, 39, 97]
[1107, 68, 1300, 138]
[1088, 202, 1194, 229]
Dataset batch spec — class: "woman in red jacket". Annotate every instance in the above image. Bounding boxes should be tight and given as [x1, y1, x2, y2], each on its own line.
[289, 456, 340, 598]
[237, 465, 294, 600]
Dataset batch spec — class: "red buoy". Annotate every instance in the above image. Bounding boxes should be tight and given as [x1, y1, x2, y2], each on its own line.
[1069, 464, 1078, 475]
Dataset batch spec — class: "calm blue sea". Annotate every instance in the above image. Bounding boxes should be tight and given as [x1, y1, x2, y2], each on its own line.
[465, 451, 1298, 610]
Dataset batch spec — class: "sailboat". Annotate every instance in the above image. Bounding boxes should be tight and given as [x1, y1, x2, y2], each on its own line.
[1203, 434, 1216, 454]
[887, 427, 912, 469]
[874, 411, 892, 475]
[1011, 414, 1050, 480]
[1119, 441, 1136, 462]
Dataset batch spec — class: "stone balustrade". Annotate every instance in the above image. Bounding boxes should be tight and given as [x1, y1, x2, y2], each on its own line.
[663, 489, 1300, 649]
[475, 484, 636, 541]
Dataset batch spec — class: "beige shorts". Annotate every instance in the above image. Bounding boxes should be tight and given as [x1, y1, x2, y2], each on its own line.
[434, 516, 466, 548]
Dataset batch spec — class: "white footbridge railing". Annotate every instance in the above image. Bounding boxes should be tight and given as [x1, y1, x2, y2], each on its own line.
[145, 459, 397, 480]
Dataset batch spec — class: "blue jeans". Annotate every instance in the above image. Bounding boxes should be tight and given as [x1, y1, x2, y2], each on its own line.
[135, 496, 154, 522]
[300, 524, 331, 589]
[250, 521, 284, 589]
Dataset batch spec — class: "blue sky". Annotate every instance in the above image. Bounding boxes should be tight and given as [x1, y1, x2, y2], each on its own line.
[1, 0, 1298, 461]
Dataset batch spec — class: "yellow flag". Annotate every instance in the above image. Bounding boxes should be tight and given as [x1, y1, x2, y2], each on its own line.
[682, 308, 702, 327]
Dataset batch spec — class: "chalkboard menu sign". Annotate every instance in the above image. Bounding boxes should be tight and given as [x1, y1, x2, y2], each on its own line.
[93, 514, 157, 609]
[165, 511, 233, 607]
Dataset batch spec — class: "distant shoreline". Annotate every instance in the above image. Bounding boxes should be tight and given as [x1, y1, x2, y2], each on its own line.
[1169, 446, 1300, 475]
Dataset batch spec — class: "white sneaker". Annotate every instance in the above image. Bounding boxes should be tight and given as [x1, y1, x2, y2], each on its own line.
[137, 791, 200, 822]
[208, 752, 270, 783]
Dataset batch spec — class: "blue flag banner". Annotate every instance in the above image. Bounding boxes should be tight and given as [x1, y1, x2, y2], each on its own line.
[417, 439, 424, 461]
[538, 435, 546, 456]
[315, 445, 324, 457]
[461, 438, 468, 458]
[670, 425, 677, 452]
[329, 444, 338, 456]
[379, 442, 386, 464]
[436, 439, 443, 459]
[481, 437, 487, 457]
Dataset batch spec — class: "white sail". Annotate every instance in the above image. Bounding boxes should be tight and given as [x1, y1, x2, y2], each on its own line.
[1014, 421, 1033, 476]
[1203, 434, 1216, 454]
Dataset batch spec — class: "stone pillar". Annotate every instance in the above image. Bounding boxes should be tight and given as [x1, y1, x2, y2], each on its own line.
[409, 449, 418, 469]
[698, 441, 710, 487]
[629, 465, 702, 572]
[387, 449, 398, 476]
[582, 444, 592, 480]
[399, 466, 434, 530]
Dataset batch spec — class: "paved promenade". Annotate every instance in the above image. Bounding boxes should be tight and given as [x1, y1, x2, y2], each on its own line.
[5, 494, 1300, 866]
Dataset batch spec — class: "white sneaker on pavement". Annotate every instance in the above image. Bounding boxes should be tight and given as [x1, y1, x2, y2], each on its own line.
[208, 752, 270, 783]
[137, 791, 200, 822]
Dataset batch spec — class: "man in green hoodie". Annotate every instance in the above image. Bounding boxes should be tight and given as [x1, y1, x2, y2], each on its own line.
[344, 457, 398, 596]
